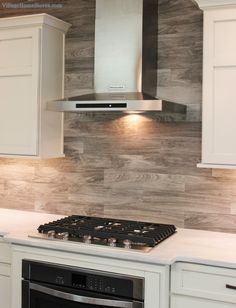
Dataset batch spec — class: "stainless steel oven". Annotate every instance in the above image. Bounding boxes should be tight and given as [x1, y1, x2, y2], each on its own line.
[22, 260, 144, 308]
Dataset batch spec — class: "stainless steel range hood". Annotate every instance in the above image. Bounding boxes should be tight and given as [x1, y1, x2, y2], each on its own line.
[47, 0, 186, 114]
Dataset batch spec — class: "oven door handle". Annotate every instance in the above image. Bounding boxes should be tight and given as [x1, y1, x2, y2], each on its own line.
[30, 282, 141, 308]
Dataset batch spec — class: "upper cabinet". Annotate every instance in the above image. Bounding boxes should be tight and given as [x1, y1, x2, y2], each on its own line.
[195, 0, 236, 169]
[0, 14, 70, 158]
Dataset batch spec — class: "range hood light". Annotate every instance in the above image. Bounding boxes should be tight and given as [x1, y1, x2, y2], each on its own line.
[123, 111, 144, 114]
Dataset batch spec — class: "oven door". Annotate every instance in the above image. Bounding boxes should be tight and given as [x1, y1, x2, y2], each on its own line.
[22, 281, 143, 308]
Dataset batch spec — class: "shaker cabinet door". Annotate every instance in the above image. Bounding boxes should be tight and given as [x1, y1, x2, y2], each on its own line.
[199, 8, 236, 168]
[0, 28, 39, 156]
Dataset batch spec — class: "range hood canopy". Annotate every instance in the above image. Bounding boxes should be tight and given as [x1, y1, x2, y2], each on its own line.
[48, 0, 186, 114]
[47, 92, 186, 113]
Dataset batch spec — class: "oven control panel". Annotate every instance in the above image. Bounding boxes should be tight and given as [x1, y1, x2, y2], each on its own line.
[72, 273, 132, 296]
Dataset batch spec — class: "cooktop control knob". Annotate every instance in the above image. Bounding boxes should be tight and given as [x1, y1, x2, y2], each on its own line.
[83, 235, 92, 244]
[108, 238, 117, 247]
[60, 232, 69, 241]
[123, 239, 132, 249]
[47, 230, 56, 239]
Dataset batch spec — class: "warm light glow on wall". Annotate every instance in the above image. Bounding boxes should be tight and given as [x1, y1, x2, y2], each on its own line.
[116, 113, 149, 135]
[110, 113, 156, 143]
[124, 114, 144, 125]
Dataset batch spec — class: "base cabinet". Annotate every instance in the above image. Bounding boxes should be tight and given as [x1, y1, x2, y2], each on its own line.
[171, 262, 236, 308]
[11, 244, 170, 308]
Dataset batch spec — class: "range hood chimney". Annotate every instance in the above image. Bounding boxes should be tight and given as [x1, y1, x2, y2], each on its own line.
[48, 0, 186, 113]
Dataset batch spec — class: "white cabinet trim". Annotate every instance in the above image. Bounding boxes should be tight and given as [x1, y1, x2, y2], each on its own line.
[0, 13, 70, 32]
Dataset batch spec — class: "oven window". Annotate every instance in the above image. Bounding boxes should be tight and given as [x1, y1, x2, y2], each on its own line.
[27, 287, 135, 308]
[30, 289, 108, 308]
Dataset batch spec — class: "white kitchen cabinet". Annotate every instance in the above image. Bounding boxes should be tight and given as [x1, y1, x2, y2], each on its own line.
[171, 262, 236, 308]
[195, 0, 236, 169]
[0, 242, 11, 308]
[0, 14, 70, 158]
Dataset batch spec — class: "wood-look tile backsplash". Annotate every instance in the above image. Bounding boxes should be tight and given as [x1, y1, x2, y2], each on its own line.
[1, 0, 236, 233]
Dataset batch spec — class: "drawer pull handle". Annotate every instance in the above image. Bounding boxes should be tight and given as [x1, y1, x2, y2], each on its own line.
[226, 284, 236, 290]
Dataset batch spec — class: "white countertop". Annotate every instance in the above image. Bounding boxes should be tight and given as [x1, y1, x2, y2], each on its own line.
[0, 208, 63, 236]
[1, 208, 236, 268]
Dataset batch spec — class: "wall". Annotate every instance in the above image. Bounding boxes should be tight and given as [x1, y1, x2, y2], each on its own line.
[1, 0, 236, 233]
[158, 0, 203, 121]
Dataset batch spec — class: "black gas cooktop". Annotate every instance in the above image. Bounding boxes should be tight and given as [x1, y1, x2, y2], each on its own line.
[29, 215, 176, 252]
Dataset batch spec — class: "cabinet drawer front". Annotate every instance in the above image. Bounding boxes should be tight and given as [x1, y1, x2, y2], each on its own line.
[172, 263, 236, 304]
[0, 242, 11, 263]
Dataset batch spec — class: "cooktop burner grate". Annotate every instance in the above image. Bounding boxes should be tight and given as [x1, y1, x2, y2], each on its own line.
[36, 215, 176, 250]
